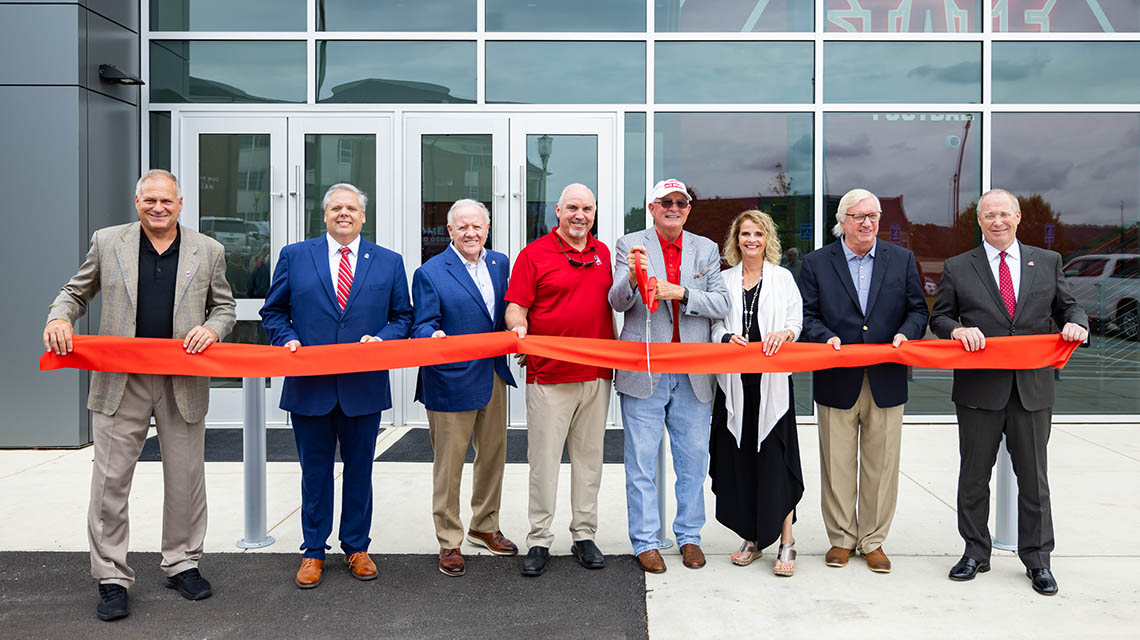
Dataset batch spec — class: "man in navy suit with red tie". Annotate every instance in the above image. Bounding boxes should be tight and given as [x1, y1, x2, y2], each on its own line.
[261, 183, 412, 589]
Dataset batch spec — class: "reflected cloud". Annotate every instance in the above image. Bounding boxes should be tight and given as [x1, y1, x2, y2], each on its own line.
[992, 54, 1051, 82]
[907, 61, 980, 85]
[826, 132, 873, 159]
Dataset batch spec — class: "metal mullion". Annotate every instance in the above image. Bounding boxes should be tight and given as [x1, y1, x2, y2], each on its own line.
[140, 0, 151, 171]
[650, 103, 816, 112]
[306, 0, 316, 104]
[991, 32, 1140, 42]
[982, 9, 992, 194]
[653, 32, 817, 41]
[477, 0, 486, 104]
[644, 109, 653, 228]
[308, 32, 480, 40]
[989, 104, 1140, 113]
[821, 31, 982, 41]
[481, 32, 645, 41]
[643, 0, 652, 229]
[147, 31, 306, 40]
[812, 0, 823, 427]
[819, 104, 985, 112]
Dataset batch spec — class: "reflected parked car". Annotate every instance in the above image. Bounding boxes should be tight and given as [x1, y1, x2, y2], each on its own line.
[201, 216, 254, 260]
[1063, 253, 1140, 341]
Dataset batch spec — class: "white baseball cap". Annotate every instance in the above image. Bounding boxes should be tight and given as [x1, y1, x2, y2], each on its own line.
[650, 179, 690, 202]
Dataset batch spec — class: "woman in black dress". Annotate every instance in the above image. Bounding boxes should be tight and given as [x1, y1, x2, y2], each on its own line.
[709, 210, 804, 576]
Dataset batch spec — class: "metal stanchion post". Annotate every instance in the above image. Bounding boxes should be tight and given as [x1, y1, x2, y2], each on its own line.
[992, 436, 1017, 551]
[236, 377, 275, 549]
[656, 437, 673, 549]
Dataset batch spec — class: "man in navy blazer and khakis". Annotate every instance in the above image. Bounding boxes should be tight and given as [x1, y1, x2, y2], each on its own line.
[260, 183, 412, 589]
[798, 188, 928, 574]
[411, 199, 518, 577]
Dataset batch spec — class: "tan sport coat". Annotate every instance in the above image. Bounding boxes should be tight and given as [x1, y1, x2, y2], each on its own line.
[47, 222, 236, 422]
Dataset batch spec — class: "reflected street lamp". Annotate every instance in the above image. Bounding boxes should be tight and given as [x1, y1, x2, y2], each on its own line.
[537, 135, 553, 236]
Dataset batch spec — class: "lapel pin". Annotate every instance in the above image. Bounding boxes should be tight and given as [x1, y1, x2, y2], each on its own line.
[185, 271, 191, 277]
[1027, 261, 1034, 266]
[364, 253, 370, 259]
[491, 260, 496, 265]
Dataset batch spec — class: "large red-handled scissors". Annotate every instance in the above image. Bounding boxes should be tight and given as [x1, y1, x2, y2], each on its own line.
[633, 251, 659, 314]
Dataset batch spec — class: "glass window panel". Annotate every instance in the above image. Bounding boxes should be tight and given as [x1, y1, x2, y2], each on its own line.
[486, 42, 645, 104]
[197, 134, 273, 300]
[487, 0, 644, 31]
[993, 42, 1140, 104]
[150, 41, 306, 103]
[317, 0, 476, 31]
[526, 135, 598, 243]
[625, 113, 647, 235]
[421, 134, 493, 263]
[316, 41, 476, 104]
[993, 113, 1140, 414]
[656, 0, 813, 32]
[823, 112, 981, 414]
[655, 113, 814, 413]
[824, 0, 979, 32]
[994, 0, 1140, 32]
[150, 112, 171, 172]
[303, 134, 377, 242]
[824, 42, 981, 103]
[655, 42, 813, 104]
[151, 0, 305, 31]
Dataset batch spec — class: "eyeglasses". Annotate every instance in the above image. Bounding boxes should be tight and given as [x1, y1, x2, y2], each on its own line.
[555, 233, 598, 268]
[655, 198, 691, 210]
[848, 212, 881, 223]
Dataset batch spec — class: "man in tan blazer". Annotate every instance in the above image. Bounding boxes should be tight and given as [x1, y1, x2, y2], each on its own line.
[43, 169, 235, 622]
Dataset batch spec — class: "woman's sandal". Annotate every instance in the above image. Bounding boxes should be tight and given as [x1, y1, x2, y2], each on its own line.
[773, 540, 796, 577]
[730, 540, 762, 566]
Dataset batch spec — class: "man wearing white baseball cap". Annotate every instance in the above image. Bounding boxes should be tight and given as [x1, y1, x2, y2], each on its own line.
[608, 178, 730, 573]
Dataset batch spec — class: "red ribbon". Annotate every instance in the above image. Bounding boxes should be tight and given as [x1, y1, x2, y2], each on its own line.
[40, 333, 1079, 378]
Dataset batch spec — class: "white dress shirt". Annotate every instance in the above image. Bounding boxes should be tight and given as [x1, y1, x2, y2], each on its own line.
[450, 242, 496, 319]
[983, 239, 1020, 302]
[327, 232, 361, 294]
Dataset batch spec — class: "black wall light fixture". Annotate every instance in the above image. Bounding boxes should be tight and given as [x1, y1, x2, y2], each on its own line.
[99, 64, 145, 85]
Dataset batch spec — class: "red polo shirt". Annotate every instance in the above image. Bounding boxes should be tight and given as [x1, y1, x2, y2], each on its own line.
[656, 230, 683, 343]
[505, 229, 614, 384]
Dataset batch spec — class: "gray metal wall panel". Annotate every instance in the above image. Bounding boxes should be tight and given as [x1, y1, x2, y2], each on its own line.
[88, 0, 139, 32]
[86, 10, 140, 105]
[88, 92, 139, 238]
[0, 4, 81, 85]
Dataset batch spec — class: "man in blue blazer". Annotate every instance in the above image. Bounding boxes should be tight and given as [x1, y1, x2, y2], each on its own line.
[411, 199, 517, 577]
[798, 188, 928, 574]
[260, 183, 412, 589]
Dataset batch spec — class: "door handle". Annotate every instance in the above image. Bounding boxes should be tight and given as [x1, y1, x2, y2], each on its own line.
[513, 165, 524, 199]
[269, 165, 284, 197]
[493, 165, 505, 198]
[289, 165, 300, 197]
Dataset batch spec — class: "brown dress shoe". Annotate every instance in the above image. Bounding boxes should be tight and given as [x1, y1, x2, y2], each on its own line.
[825, 546, 854, 567]
[345, 552, 378, 581]
[439, 548, 466, 577]
[680, 544, 706, 569]
[295, 558, 323, 589]
[637, 549, 667, 573]
[466, 530, 519, 556]
[864, 547, 891, 573]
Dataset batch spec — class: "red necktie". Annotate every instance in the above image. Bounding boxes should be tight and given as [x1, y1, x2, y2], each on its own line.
[999, 251, 1016, 319]
[336, 246, 353, 312]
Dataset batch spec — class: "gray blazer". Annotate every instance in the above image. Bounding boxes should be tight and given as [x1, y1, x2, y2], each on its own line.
[609, 228, 730, 402]
[47, 222, 236, 422]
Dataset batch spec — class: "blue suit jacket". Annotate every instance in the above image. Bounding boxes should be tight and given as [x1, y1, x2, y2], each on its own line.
[411, 247, 516, 412]
[798, 239, 928, 409]
[260, 236, 413, 417]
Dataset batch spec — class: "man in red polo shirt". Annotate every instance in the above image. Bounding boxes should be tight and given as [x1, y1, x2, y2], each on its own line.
[505, 183, 614, 578]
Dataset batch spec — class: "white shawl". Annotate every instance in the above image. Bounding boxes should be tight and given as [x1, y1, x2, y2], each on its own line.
[711, 262, 803, 452]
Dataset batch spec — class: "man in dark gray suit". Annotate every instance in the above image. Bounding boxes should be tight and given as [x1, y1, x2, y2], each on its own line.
[931, 188, 1087, 596]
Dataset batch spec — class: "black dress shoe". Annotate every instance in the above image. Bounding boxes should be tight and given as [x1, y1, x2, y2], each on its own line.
[521, 546, 550, 577]
[1027, 567, 1059, 596]
[164, 568, 213, 600]
[571, 540, 606, 570]
[948, 556, 990, 581]
[96, 584, 129, 621]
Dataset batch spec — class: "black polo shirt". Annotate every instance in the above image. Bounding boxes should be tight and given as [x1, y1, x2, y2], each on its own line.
[136, 228, 181, 339]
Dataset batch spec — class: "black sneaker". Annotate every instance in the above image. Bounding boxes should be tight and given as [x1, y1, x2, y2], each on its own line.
[96, 584, 129, 621]
[164, 568, 213, 601]
[521, 546, 550, 577]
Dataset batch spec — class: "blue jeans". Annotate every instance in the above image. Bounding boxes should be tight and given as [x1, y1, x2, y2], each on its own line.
[621, 373, 712, 556]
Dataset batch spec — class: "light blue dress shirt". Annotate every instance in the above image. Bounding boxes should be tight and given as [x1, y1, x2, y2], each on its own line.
[840, 239, 876, 315]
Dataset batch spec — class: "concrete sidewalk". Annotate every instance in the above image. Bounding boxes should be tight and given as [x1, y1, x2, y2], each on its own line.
[1, 423, 1138, 638]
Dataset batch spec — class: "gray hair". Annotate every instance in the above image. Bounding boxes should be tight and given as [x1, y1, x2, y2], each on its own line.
[323, 183, 368, 211]
[832, 188, 881, 238]
[446, 199, 491, 226]
[979, 188, 1020, 214]
[136, 169, 181, 198]
[557, 183, 594, 207]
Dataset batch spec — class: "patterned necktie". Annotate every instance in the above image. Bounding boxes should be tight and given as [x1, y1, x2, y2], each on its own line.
[998, 251, 1016, 318]
[336, 246, 353, 312]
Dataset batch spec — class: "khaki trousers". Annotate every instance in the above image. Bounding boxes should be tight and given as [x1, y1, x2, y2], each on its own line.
[427, 375, 508, 549]
[817, 373, 903, 554]
[89, 374, 207, 587]
[525, 379, 610, 548]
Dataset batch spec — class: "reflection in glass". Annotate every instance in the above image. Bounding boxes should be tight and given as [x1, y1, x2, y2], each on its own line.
[994, 0, 1140, 32]
[150, 112, 171, 172]
[198, 134, 273, 300]
[824, 42, 981, 103]
[421, 134, 493, 263]
[824, 0, 979, 32]
[654, 113, 814, 412]
[625, 114, 647, 235]
[487, 0, 644, 31]
[526, 135, 598, 243]
[211, 321, 272, 388]
[486, 42, 645, 104]
[656, 0, 812, 32]
[317, 0, 476, 31]
[993, 42, 1140, 104]
[655, 42, 813, 104]
[151, 0, 305, 30]
[316, 41, 476, 104]
[303, 134, 377, 242]
[823, 112, 981, 414]
[150, 41, 306, 103]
